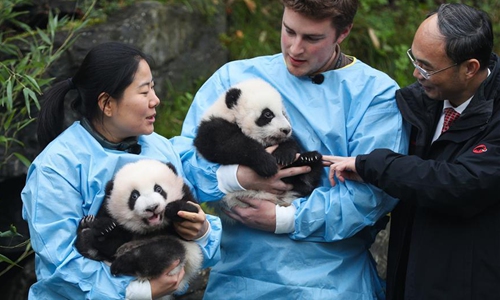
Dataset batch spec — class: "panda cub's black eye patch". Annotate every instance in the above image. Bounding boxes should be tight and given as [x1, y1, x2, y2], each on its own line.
[256, 108, 275, 126]
[128, 190, 140, 210]
[154, 184, 167, 199]
[131, 190, 140, 200]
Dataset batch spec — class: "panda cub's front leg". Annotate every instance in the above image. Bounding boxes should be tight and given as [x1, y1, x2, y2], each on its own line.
[75, 215, 113, 261]
[271, 138, 300, 166]
[164, 184, 199, 223]
[110, 235, 202, 287]
[75, 215, 129, 262]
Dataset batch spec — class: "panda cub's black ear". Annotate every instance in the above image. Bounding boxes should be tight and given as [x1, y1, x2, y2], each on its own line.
[225, 88, 241, 109]
[165, 162, 178, 175]
[105, 180, 114, 197]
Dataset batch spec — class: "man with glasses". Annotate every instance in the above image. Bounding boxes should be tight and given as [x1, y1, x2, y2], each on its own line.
[325, 3, 500, 300]
[406, 48, 458, 80]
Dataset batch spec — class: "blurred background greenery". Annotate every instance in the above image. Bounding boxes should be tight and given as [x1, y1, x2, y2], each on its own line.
[156, 0, 500, 137]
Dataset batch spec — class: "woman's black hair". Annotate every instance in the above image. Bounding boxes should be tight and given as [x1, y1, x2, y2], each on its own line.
[37, 41, 153, 149]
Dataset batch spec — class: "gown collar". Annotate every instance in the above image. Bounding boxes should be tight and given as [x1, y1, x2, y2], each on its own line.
[80, 118, 141, 154]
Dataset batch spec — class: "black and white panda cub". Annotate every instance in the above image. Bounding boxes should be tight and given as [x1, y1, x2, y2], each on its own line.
[193, 78, 323, 217]
[75, 159, 203, 291]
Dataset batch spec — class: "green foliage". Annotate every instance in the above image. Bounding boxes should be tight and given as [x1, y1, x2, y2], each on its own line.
[0, 0, 96, 275]
[351, 0, 500, 87]
[221, 0, 282, 60]
[0, 0, 94, 170]
[159, 0, 500, 137]
[0, 225, 33, 276]
[170, 0, 221, 17]
[157, 83, 195, 138]
[156, 0, 500, 136]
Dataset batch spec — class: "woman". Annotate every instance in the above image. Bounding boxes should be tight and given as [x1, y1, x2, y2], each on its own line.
[21, 42, 221, 299]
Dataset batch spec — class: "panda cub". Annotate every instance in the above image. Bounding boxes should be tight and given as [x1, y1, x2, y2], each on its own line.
[75, 159, 203, 292]
[193, 78, 323, 218]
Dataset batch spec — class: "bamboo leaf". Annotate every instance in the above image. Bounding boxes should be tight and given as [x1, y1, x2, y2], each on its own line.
[0, 253, 19, 267]
[36, 28, 51, 45]
[25, 75, 41, 93]
[13, 152, 31, 168]
[6, 80, 13, 111]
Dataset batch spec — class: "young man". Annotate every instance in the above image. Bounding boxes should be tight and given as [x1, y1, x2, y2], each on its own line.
[327, 3, 500, 300]
[173, 0, 407, 298]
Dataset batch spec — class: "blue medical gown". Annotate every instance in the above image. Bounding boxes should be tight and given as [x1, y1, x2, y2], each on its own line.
[172, 54, 409, 299]
[21, 122, 222, 299]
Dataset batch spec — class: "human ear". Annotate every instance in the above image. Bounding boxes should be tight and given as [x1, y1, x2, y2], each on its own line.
[97, 92, 113, 117]
[336, 23, 353, 44]
[463, 59, 481, 78]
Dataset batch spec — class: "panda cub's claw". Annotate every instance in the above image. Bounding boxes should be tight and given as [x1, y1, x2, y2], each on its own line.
[289, 151, 323, 167]
[100, 221, 117, 236]
[79, 215, 95, 228]
[272, 147, 297, 167]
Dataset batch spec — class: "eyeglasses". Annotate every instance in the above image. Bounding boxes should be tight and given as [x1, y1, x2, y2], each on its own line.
[407, 49, 457, 79]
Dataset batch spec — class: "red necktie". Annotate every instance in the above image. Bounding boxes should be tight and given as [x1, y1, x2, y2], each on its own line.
[441, 107, 461, 133]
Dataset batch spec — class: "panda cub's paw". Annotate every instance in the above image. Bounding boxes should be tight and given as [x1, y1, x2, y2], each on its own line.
[79, 215, 95, 229]
[252, 153, 280, 178]
[78, 215, 117, 239]
[290, 151, 323, 167]
[164, 201, 199, 222]
[272, 146, 297, 167]
[76, 215, 100, 259]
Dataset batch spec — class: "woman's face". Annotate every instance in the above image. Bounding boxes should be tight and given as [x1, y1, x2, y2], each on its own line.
[100, 59, 160, 142]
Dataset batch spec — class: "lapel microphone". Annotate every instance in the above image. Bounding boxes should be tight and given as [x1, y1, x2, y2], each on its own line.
[310, 74, 325, 84]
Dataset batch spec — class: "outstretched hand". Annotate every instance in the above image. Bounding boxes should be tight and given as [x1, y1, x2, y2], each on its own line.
[322, 155, 363, 186]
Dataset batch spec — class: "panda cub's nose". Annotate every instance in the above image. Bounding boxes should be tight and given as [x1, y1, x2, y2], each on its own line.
[146, 204, 159, 213]
[282, 128, 290, 135]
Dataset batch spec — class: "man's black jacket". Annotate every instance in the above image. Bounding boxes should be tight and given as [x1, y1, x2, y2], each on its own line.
[356, 53, 500, 300]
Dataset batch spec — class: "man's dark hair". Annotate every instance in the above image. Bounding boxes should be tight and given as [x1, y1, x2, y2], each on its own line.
[281, 0, 359, 33]
[430, 3, 493, 70]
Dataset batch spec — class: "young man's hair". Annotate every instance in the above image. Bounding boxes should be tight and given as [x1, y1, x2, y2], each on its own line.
[281, 0, 359, 32]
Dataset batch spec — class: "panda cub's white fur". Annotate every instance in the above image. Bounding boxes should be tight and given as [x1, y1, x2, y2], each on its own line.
[201, 78, 293, 148]
[194, 78, 323, 221]
[106, 159, 186, 234]
[75, 159, 204, 296]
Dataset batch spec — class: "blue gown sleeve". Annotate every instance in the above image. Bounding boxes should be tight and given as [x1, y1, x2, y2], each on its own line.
[171, 74, 230, 203]
[196, 214, 222, 269]
[22, 163, 132, 299]
[290, 73, 409, 242]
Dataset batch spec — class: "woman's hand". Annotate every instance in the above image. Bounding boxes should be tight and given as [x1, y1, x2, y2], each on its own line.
[175, 202, 209, 240]
[149, 259, 185, 299]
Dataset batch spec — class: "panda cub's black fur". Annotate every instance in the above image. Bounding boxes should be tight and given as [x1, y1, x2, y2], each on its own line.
[75, 159, 203, 292]
[193, 78, 323, 217]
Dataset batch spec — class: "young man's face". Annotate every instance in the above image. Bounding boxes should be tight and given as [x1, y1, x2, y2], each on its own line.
[281, 7, 349, 77]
